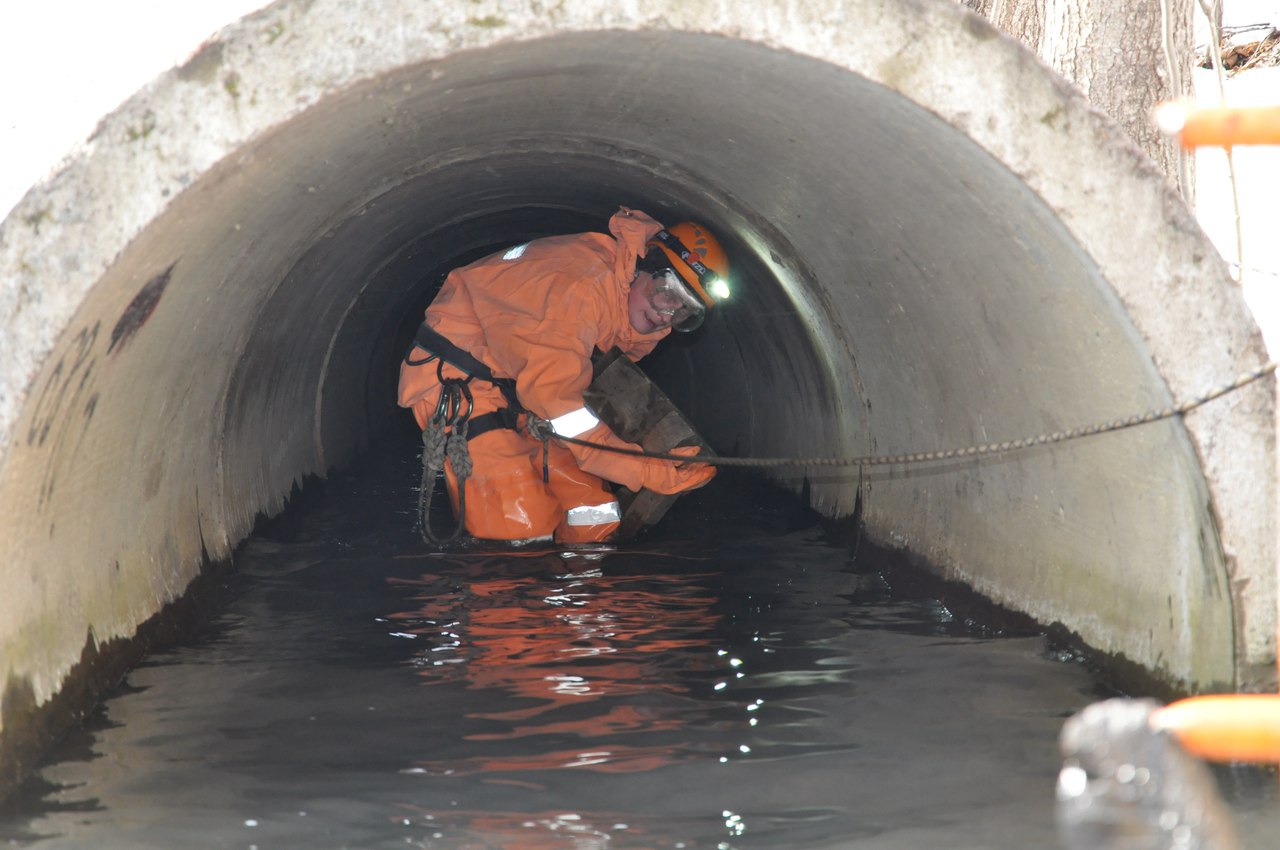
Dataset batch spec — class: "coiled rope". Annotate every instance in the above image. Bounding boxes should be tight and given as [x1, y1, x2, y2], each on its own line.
[418, 376, 475, 543]
[554, 360, 1277, 469]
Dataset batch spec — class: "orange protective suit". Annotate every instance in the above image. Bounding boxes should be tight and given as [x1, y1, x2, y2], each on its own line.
[398, 208, 715, 543]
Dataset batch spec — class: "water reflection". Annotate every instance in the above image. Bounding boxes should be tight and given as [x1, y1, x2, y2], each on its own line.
[382, 796, 856, 849]
[395, 806, 637, 849]
[387, 553, 727, 777]
[370, 543, 875, 849]
[389, 803, 777, 850]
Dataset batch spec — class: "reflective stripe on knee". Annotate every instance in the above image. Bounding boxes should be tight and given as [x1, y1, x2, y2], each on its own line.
[565, 501, 621, 526]
[550, 406, 600, 438]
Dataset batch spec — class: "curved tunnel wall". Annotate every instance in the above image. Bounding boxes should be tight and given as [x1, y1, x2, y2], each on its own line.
[0, 0, 1275, 767]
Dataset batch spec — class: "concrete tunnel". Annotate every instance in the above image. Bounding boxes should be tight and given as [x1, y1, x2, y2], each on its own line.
[0, 0, 1276, 784]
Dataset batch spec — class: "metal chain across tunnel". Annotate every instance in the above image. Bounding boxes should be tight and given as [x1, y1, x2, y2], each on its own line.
[556, 360, 1279, 470]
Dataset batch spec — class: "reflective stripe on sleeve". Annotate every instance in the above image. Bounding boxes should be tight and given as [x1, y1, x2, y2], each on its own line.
[565, 501, 622, 527]
[550, 406, 600, 438]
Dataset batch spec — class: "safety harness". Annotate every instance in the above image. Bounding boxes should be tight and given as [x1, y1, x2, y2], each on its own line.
[405, 323, 549, 543]
[407, 324, 525, 438]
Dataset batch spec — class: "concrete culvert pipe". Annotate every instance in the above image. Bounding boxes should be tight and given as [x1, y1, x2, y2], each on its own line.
[0, 0, 1274, 786]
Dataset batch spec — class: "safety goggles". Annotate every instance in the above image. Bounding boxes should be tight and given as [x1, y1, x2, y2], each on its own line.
[649, 268, 707, 332]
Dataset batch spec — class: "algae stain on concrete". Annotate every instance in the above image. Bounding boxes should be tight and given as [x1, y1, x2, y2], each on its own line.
[176, 40, 225, 85]
[126, 111, 158, 142]
[224, 72, 243, 101]
[1040, 104, 1068, 131]
[22, 207, 51, 234]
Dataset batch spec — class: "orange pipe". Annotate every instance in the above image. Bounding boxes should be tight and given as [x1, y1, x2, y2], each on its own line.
[1156, 103, 1280, 148]
[1151, 694, 1280, 762]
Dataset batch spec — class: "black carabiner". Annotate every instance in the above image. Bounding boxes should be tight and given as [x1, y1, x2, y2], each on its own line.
[432, 382, 454, 425]
[454, 378, 474, 425]
[432, 359, 478, 427]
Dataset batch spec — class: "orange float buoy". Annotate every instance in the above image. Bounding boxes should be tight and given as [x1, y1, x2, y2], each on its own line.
[1151, 694, 1280, 763]
[1155, 103, 1280, 148]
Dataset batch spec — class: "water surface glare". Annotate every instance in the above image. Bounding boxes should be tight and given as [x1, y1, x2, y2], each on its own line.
[2, 449, 1275, 848]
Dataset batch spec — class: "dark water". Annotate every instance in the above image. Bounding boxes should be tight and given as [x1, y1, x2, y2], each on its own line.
[2, 443, 1276, 849]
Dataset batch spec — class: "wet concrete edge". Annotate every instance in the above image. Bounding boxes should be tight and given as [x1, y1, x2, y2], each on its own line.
[822, 514, 1216, 706]
[0, 554, 236, 804]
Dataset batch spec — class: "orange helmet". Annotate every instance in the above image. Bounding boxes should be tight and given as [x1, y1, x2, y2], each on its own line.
[648, 221, 731, 309]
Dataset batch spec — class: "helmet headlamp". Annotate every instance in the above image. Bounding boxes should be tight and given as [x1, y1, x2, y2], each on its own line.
[650, 228, 731, 309]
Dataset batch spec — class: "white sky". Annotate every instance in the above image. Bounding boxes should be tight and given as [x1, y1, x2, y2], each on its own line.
[1190, 1, 1280, 352]
[1, 1, 271, 220]
[1202, 0, 1280, 36]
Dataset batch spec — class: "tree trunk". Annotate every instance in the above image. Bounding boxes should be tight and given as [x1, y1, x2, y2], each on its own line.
[961, 0, 1196, 199]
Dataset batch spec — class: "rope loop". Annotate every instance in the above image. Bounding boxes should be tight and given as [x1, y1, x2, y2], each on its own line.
[523, 415, 554, 483]
[446, 418, 473, 481]
[525, 414, 554, 443]
[418, 386, 475, 544]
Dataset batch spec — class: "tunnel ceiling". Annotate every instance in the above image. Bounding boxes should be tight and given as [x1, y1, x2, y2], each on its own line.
[0, 0, 1274, 784]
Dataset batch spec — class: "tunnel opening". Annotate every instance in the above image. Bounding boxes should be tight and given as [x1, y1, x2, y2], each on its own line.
[1, 5, 1275, 805]
[191, 29, 1258, 695]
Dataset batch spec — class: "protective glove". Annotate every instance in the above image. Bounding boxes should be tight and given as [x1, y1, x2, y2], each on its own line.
[565, 422, 716, 494]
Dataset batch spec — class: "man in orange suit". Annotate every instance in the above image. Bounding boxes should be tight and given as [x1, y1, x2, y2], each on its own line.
[399, 207, 731, 544]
